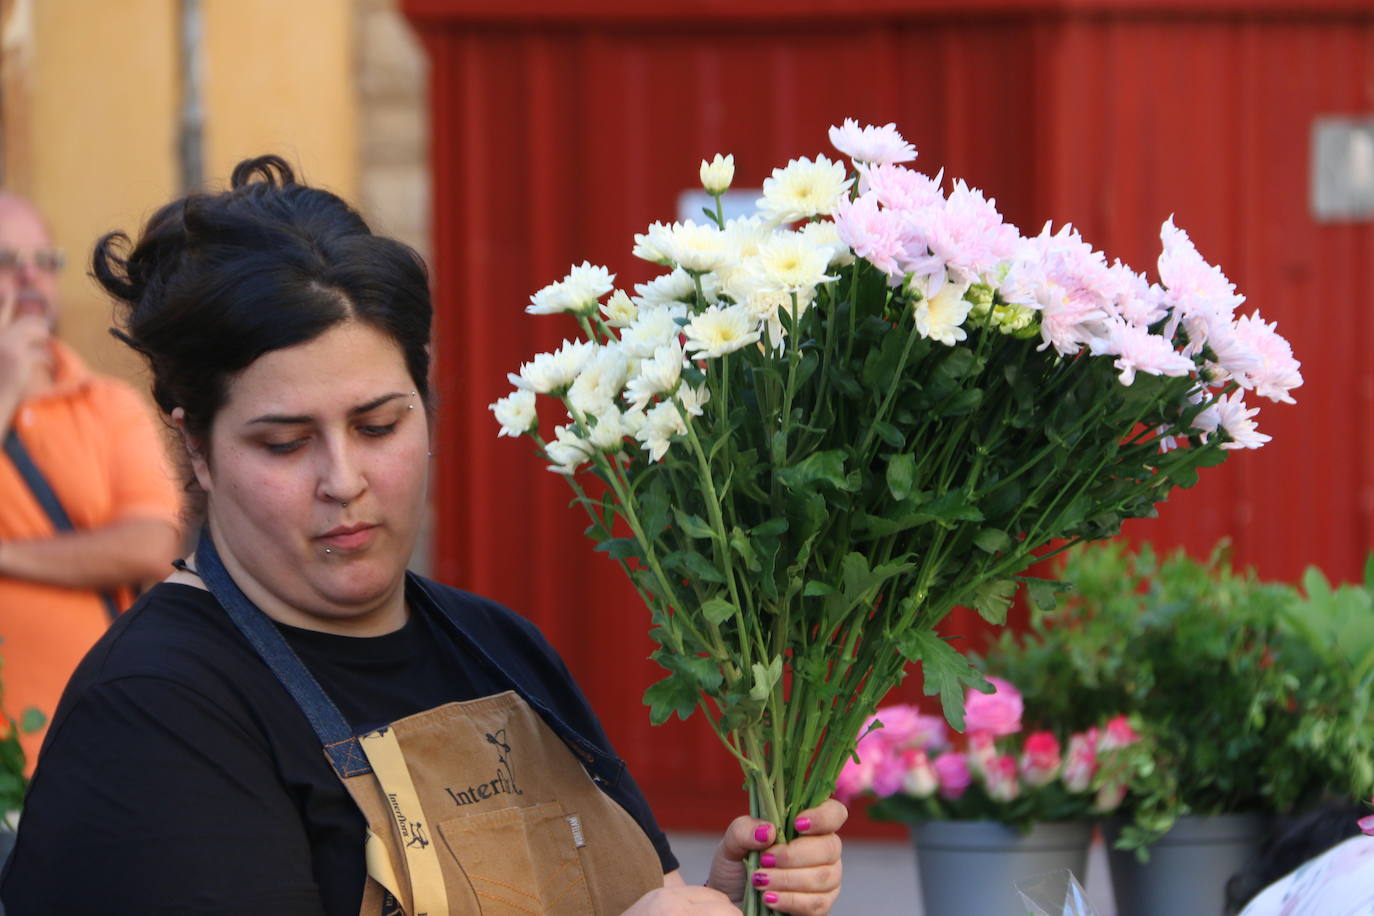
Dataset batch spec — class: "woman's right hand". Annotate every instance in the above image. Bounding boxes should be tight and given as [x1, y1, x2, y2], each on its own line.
[623, 885, 739, 914]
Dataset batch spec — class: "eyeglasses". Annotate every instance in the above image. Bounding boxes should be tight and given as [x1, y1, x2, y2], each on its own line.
[0, 247, 65, 275]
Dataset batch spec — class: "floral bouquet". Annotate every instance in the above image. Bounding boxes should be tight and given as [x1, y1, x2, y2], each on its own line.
[491, 120, 1298, 912]
[839, 678, 1142, 831]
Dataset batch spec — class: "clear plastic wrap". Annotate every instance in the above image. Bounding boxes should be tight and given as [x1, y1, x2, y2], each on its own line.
[1015, 869, 1098, 916]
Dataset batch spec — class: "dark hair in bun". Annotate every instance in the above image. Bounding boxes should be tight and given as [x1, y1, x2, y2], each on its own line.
[94, 154, 432, 449]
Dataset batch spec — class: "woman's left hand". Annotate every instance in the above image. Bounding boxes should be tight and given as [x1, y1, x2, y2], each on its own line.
[704, 799, 847, 915]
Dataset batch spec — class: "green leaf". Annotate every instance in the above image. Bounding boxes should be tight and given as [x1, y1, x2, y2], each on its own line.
[776, 450, 856, 492]
[749, 656, 784, 702]
[663, 550, 727, 584]
[894, 629, 990, 730]
[871, 420, 905, 449]
[701, 598, 737, 626]
[841, 552, 914, 605]
[1020, 576, 1073, 611]
[673, 508, 716, 540]
[18, 707, 45, 734]
[973, 527, 1012, 555]
[660, 652, 724, 692]
[639, 476, 670, 536]
[972, 579, 1016, 625]
[594, 538, 643, 561]
[643, 673, 698, 725]
[803, 580, 835, 598]
[886, 453, 916, 501]
[728, 527, 760, 572]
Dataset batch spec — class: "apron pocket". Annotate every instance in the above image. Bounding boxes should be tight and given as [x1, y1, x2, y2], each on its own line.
[437, 801, 595, 916]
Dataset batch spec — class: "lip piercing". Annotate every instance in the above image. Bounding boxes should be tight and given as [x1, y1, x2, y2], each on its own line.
[339, 500, 349, 508]
[324, 548, 333, 554]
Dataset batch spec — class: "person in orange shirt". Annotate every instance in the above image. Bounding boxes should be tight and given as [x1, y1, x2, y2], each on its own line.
[0, 193, 182, 771]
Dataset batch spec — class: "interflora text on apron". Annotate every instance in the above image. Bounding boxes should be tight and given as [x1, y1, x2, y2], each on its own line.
[443, 729, 523, 807]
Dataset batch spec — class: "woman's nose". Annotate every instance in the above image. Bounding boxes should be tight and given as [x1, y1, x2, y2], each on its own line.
[317, 442, 367, 507]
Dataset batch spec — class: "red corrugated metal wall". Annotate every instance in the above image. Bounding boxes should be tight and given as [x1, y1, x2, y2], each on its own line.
[404, 0, 1374, 834]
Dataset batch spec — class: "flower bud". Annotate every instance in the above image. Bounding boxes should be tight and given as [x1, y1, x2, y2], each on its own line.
[700, 153, 735, 194]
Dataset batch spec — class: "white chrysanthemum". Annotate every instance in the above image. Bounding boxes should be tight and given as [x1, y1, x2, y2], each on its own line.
[488, 390, 538, 438]
[683, 304, 762, 359]
[676, 384, 711, 418]
[545, 424, 594, 474]
[568, 344, 629, 415]
[632, 221, 675, 265]
[700, 153, 735, 194]
[798, 219, 855, 268]
[665, 220, 731, 273]
[562, 262, 615, 314]
[914, 278, 973, 346]
[1193, 391, 1271, 450]
[526, 280, 577, 316]
[619, 405, 647, 437]
[586, 405, 630, 452]
[508, 339, 594, 395]
[753, 232, 837, 294]
[623, 341, 686, 409]
[619, 305, 687, 360]
[636, 399, 687, 462]
[633, 269, 719, 309]
[827, 119, 918, 165]
[758, 154, 852, 223]
[600, 289, 638, 328]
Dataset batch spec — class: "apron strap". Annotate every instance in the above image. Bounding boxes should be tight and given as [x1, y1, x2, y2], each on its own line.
[194, 527, 372, 778]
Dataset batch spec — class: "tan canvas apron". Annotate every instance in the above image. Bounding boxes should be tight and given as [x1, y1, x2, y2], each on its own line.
[343, 691, 665, 916]
[193, 529, 664, 916]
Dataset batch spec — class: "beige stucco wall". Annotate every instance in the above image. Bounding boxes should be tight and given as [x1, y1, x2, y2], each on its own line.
[5, 0, 360, 383]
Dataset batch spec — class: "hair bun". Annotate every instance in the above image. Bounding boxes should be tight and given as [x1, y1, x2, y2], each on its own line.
[230, 155, 297, 190]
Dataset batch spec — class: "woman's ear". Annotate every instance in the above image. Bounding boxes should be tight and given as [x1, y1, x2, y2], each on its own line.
[171, 407, 212, 493]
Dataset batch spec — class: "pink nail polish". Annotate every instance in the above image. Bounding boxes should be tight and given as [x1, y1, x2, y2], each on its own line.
[795, 816, 812, 832]
[752, 872, 770, 888]
[761, 853, 777, 868]
[754, 824, 772, 844]
[764, 892, 780, 905]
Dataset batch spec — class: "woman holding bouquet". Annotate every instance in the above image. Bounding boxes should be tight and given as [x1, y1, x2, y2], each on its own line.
[0, 158, 845, 915]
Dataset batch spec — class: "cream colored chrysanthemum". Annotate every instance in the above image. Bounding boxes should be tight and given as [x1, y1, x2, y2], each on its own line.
[635, 400, 687, 462]
[508, 339, 594, 395]
[700, 153, 735, 194]
[754, 232, 836, 294]
[601, 290, 638, 328]
[676, 383, 712, 418]
[545, 424, 594, 475]
[665, 220, 731, 273]
[798, 219, 855, 268]
[623, 341, 685, 409]
[489, 390, 538, 438]
[619, 305, 686, 360]
[682, 304, 761, 359]
[586, 405, 630, 452]
[758, 154, 852, 223]
[632, 221, 675, 265]
[526, 262, 614, 316]
[914, 280, 973, 346]
[568, 344, 629, 415]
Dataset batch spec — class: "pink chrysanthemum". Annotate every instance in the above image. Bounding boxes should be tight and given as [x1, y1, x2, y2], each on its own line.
[1229, 310, 1303, 404]
[857, 163, 945, 214]
[913, 180, 1021, 284]
[1090, 320, 1196, 387]
[828, 118, 918, 165]
[833, 193, 906, 278]
[1193, 391, 1271, 450]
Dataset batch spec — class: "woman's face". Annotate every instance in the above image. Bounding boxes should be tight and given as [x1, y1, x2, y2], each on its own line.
[191, 319, 430, 635]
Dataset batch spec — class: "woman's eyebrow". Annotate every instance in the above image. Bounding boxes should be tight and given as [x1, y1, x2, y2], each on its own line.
[246, 392, 409, 425]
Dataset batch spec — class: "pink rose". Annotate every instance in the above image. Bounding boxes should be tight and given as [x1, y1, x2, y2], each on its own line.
[934, 752, 972, 800]
[1019, 731, 1062, 787]
[964, 677, 1024, 736]
[871, 746, 908, 798]
[967, 730, 998, 776]
[867, 704, 948, 752]
[901, 748, 939, 798]
[1098, 715, 1141, 751]
[1063, 728, 1099, 793]
[1359, 798, 1374, 836]
[984, 754, 1021, 803]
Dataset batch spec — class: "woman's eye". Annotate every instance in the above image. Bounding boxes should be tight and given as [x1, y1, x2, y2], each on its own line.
[265, 439, 306, 455]
[359, 422, 398, 438]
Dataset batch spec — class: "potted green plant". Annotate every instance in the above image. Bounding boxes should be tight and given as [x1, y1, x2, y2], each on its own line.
[837, 679, 1139, 915]
[983, 541, 1374, 916]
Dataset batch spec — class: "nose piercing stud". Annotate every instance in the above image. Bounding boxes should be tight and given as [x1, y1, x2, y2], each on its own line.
[324, 548, 333, 554]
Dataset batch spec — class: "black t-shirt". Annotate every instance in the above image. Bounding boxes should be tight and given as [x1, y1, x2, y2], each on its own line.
[0, 580, 675, 915]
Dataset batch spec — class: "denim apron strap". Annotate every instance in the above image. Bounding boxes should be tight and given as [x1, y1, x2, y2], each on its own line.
[194, 527, 372, 778]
